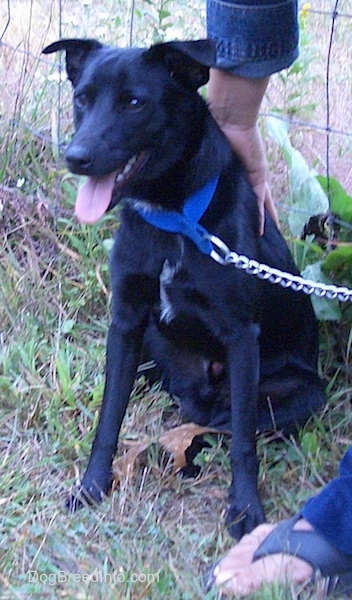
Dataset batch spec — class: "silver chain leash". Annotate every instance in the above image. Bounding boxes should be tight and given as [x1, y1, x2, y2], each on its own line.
[206, 234, 352, 303]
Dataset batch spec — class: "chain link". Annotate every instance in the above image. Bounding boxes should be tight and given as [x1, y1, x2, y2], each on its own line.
[206, 234, 352, 303]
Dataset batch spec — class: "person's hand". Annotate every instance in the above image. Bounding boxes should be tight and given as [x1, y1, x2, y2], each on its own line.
[218, 120, 278, 234]
[208, 69, 279, 235]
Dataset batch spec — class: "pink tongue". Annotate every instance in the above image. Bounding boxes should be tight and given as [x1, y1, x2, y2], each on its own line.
[75, 171, 118, 224]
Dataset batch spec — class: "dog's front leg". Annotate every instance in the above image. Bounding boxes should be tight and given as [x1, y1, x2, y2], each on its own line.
[226, 322, 265, 539]
[68, 321, 142, 510]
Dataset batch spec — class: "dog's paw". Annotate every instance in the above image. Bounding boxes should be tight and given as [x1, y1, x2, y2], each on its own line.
[66, 480, 110, 513]
[66, 491, 86, 512]
[226, 501, 265, 539]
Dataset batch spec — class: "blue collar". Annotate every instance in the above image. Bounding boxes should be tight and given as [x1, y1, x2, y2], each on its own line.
[135, 176, 219, 255]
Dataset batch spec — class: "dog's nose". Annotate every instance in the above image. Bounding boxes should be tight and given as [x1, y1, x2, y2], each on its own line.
[65, 145, 93, 174]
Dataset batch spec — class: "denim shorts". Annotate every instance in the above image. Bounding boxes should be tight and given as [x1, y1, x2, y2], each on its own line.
[207, 0, 299, 77]
[302, 447, 352, 556]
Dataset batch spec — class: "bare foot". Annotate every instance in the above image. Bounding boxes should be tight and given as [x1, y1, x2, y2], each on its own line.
[212, 519, 314, 596]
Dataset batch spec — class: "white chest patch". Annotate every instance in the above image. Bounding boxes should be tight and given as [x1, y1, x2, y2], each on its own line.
[159, 259, 181, 323]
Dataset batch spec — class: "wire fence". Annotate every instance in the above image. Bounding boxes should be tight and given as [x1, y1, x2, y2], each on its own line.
[1, 0, 352, 225]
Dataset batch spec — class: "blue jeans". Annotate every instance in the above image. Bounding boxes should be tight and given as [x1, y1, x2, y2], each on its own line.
[302, 447, 352, 555]
[206, 0, 299, 77]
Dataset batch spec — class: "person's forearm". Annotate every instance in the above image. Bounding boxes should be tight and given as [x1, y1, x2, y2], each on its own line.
[207, 69, 277, 234]
[207, 70, 270, 129]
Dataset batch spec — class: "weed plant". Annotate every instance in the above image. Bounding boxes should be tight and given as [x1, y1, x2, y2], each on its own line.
[1, 1, 351, 599]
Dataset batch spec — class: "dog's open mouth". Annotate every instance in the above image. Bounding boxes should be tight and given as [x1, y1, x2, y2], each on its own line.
[75, 152, 149, 224]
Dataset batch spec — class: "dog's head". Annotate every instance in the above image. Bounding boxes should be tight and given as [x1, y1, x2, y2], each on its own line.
[43, 38, 216, 223]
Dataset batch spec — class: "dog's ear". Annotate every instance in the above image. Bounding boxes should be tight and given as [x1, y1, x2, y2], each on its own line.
[42, 38, 103, 86]
[145, 39, 216, 91]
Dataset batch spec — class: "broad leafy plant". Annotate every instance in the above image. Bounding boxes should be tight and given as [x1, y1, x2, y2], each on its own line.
[267, 116, 352, 323]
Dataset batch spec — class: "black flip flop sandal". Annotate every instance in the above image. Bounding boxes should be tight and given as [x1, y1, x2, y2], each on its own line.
[252, 514, 352, 578]
[204, 514, 352, 594]
[253, 513, 352, 595]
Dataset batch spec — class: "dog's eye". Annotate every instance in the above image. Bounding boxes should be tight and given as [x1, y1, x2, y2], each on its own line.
[129, 98, 140, 108]
[119, 95, 144, 111]
[126, 97, 143, 110]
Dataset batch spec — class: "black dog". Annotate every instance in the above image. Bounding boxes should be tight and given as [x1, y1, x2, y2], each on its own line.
[43, 38, 325, 538]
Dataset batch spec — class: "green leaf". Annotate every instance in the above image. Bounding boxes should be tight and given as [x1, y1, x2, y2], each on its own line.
[300, 431, 319, 456]
[62, 319, 76, 334]
[301, 262, 341, 321]
[288, 176, 329, 237]
[267, 117, 329, 236]
[103, 238, 114, 253]
[159, 9, 171, 20]
[316, 175, 352, 223]
[266, 115, 291, 154]
[322, 246, 352, 285]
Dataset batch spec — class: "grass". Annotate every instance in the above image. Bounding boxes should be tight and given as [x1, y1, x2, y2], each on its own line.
[1, 1, 352, 598]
